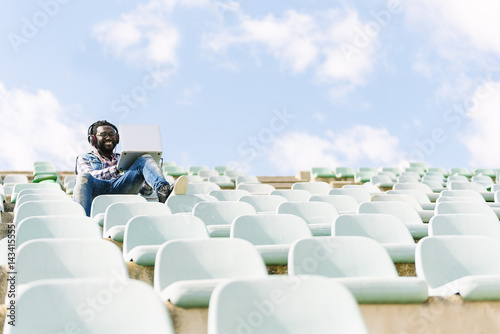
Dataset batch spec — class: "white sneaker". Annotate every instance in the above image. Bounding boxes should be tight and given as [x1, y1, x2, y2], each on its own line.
[173, 175, 188, 195]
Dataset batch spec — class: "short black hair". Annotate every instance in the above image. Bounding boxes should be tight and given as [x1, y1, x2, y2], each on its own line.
[90, 120, 118, 135]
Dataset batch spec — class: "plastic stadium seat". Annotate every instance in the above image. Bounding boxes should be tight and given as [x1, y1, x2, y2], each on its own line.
[358, 201, 428, 238]
[214, 166, 232, 175]
[397, 174, 420, 183]
[450, 168, 473, 177]
[185, 182, 221, 195]
[13, 200, 86, 226]
[188, 165, 209, 175]
[310, 195, 358, 214]
[223, 169, 244, 181]
[208, 276, 369, 334]
[209, 189, 250, 201]
[235, 175, 260, 186]
[276, 201, 339, 236]
[166, 194, 218, 214]
[123, 215, 209, 265]
[103, 202, 171, 241]
[16, 215, 101, 248]
[405, 167, 426, 176]
[154, 238, 267, 308]
[10, 183, 61, 204]
[472, 175, 495, 188]
[291, 181, 331, 195]
[329, 188, 371, 203]
[186, 175, 204, 183]
[230, 214, 312, 265]
[342, 183, 382, 194]
[354, 171, 377, 183]
[333, 214, 416, 263]
[335, 167, 356, 179]
[16, 239, 128, 287]
[4, 278, 174, 334]
[311, 167, 335, 179]
[270, 189, 311, 202]
[208, 176, 234, 188]
[32, 161, 58, 183]
[435, 201, 498, 220]
[429, 214, 500, 237]
[387, 190, 435, 210]
[289, 237, 428, 303]
[14, 192, 72, 212]
[393, 182, 438, 201]
[428, 167, 449, 176]
[198, 169, 219, 181]
[193, 201, 256, 237]
[473, 168, 496, 178]
[16, 188, 65, 199]
[416, 236, 500, 300]
[448, 181, 487, 192]
[90, 194, 147, 227]
[236, 183, 276, 195]
[409, 162, 428, 172]
[3, 174, 28, 184]
[238, 195, 287, 213]
[379, 171, 398, 181]
[382, 167, 401, 176]
[370, 174, 396, 188]
[370, 193, 434, 223]
[63, 174, 77, 194]
[162, 165, 188, 177]
[360, 167, 379, 173]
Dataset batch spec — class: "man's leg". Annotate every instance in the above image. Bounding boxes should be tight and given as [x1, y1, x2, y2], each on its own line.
[73, 173, 113, 216]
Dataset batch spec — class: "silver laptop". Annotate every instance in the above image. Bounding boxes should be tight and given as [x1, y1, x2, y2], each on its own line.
[117, 124, 163, 170]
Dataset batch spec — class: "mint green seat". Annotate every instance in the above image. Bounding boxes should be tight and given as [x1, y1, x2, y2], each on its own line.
[439, 189, 485, 202]
[371, 193, 434, 223]
[103, 202, 171, 241]
[238, 195, 287, 213]
[236, 183, 276, 195]
[416, 236, 500, 300]
[198, 169, 219, 181]
[214, 166, 232, 175]
[355, 171, 376, 183]
[271, 189, 311, 201]
[185, 182, 221, 195]
[358, 201, 428, 238]
[162, 165, 188, 177]
[393, 182, 439, 201]
[16, 239, 128, 287]
[289, 237, 428, 303]
[410, 162, 428, 171]
[335, 167, 356, 179]
[188, 165, 209, 175]
[472, 175, 495, 189]
[291, 181, 331, 195]
[435, 201, 498, 220]
[450, 167, 473, 177]
[13, 200, 85, 226]
[208, 176, 234, 188]
[360, 167, 379, 173]
[166, 194, 218, 214]
[63, 175, 76, 194]
[333, 214, 416, 263]
[343, 183, 382, 194]
[448, 181, 487, 192]
[405, 167, 426, 176]
[5, 278, 174, 334]
[3, 174, 28, 184]
[382, 167, 401, 176]
[473, 168, 496, 178]
[208, 276, 369, 334]
[14, 192, 72, 212]
[276, 201, 339, 236]
[310, 194, 358, 214]
[123, 215, 209, 265]
[397, 174, 420, 183]
[193, 201, 256, 237]
[370, 175, 396, 188]
[91, 194, 147, 227]
[16, 215, 101, 248]
[387, 190, 435, 210]
[209, 189, 250, 201]
[235, 175, 260, 186]
[154, 238, 267, 307]
[223, 169, 244, 181]
[32, 161, 58, 183]
[311, 167, 335, 179]
[231, 214, 312, 265]
[429, 214, 500, 237]
[11, 183, 62, 204]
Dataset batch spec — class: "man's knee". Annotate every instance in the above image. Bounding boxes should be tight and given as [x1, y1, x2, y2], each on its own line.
[76, 173, 94, 185]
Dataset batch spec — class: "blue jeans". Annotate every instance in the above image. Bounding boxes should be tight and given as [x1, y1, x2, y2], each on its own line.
[73, 154, 168, 216]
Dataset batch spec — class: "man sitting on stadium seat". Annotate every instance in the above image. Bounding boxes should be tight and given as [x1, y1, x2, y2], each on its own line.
[73, 120, 187, 216]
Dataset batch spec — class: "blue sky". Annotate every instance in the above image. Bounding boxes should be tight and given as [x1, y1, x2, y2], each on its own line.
[1, 0, 500, 175]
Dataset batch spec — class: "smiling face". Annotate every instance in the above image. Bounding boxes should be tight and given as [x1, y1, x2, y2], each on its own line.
[95, 125, 117, 157]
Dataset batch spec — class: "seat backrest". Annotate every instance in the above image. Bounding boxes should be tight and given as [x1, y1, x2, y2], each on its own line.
[329, 188, 372, 203]
[309, 195, 359, 214]
[15, 193, 72, 211]
[123, 215, 209, 255]
[235, 175, 260, 186]
[429, 214, 500, 237]
[370, 174, 393, 185]
[436, 196, 485, 203]
[231, 214, 312, 245]
[90, 194, 147, 218]
[276, 201, 339, 225]
[16, 239, 128, 285]
[416, 236, 500, 289]
[198, 169, 219, 179]
[239, 195, 287, 213]
[186, 182, 221, 195]
[154, 238, 267, 293]
[271, 189, 312, 202]
[193, 201, 256, 226]
[370, 193, 424, 211]
[448, 181, 486, 192]
[387, 190, 432, 204]
[440, 190, 485, 201]
[236, 183, 276, 195]
[333, 214, 414, 244]
[208, 175, 233, 185]
[291, 182, 331, 195]
[209, 189, 250, 201]
[6, 278, 174, 334]
[17, 188, 65, 199]
[208, 276, 368, 334]
[435, 201, 497, 220]
[289, 236, 398, 277]
[165, 194, 218, 214]
[11, 183, 62, 203]
[188, 165, 209, 175]
[3, 174, 28, 184]
[16, 215, 101, 248]
[397, 175, 420, 183]
[103, 202, 171, 236]
[13, 200, 86, 226]
[358, 201, 424, 225]
[393, 182, 433, 193]
[447, 175, 469, 182]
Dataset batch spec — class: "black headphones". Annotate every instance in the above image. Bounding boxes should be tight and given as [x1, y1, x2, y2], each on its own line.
[87, 121, 120, 147]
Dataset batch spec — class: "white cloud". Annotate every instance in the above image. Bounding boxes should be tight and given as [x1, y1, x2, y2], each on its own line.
[203, 7, 382, 98]
[462, 80, 500, 166]
[267, 125, 405, 174]
[0, 82, 87, 171]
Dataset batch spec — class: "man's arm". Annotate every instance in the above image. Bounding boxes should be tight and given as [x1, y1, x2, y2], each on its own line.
[76, 154, 121, 180]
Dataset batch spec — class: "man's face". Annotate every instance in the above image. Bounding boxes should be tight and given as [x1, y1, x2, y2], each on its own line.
[95, 125, 117, 154]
